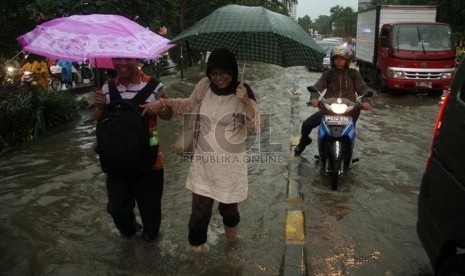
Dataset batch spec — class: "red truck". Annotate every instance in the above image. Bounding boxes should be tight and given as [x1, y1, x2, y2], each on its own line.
[356, 5, 455, 94]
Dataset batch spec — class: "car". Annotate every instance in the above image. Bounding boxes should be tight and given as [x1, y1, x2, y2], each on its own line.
[417, 58, 465, 275]
[309, 40, 340, 71]
[322, 37, 344, 45]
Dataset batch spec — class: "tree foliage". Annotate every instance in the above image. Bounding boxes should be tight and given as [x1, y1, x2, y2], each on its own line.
[329, 6, 356, 37]
[297, 15, 312, 34]
[312, 16, 332, 36]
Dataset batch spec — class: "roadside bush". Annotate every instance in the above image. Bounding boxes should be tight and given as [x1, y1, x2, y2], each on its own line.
[0, 87, 79, 152]
[456, 47, 465, 63]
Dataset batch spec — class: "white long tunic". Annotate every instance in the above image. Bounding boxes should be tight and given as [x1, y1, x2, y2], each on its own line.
[169, 77, 261, 203]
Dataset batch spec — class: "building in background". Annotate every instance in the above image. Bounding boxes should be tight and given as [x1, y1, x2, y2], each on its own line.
[288, 2, 297, 20]
[358, 0, 373, 11]
[283, 0, 297, 20]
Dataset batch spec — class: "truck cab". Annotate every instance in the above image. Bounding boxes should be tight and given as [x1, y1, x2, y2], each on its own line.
[377, 22, 455, 93]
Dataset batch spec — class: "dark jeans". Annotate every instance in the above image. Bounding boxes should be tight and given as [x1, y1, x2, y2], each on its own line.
[299, 109, 361, 145]
[106, 169, 164, 239]
[188, 193, 240, 246]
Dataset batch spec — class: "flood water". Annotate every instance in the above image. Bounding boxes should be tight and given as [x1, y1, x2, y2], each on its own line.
[0, 63, 438, 275]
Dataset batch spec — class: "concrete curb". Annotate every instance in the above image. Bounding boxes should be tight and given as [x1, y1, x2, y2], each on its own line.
[283, 134, 307, 276]
[283, 210, 306, 275]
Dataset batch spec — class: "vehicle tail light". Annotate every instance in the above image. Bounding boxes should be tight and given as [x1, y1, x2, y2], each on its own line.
[425, 91, 451, 172]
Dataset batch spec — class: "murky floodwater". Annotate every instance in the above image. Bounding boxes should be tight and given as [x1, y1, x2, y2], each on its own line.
[0, 63, 438, 275]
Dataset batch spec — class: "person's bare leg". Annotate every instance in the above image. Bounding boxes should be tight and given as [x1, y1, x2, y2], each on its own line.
[224, 225, 238, 243]
[191, 244, 209, 253]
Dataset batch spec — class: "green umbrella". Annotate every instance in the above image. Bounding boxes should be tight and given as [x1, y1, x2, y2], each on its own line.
[171, 4, 325, 69]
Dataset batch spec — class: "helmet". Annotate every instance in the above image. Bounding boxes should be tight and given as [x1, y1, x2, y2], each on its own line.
[330, 45, 350, 68]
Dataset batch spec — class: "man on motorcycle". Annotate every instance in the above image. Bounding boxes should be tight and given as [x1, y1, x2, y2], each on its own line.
[294, 45, 371, 156]
[21, 54, 49, 90]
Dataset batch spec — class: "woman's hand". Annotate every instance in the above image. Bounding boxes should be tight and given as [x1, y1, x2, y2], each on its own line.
[141, 100, 162, 116]
[236, 83, 249, 104]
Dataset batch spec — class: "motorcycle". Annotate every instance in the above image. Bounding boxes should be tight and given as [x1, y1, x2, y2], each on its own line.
[75, 61, 94, 83]
[307, 86, 373, 190]
[0, 61, 22, 87]
[1, 62, 22, 87]
[1, 51, 27, 88]
[140, 54, 171, 77]
[20, 70, 37, 87]
[48, 65, 62, 91]
[156, 53, 170, 69]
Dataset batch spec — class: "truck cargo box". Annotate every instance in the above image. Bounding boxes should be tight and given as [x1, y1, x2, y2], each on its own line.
[356, 5, 437, 65]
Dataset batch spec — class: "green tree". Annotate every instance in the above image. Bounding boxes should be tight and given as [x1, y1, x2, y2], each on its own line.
[329, 5, 356, 37]
[0, 0, 38, 58]
[27, 0, 178, 30]
[298, 15, 312, 34]
[312, 15, 332, 36]
[435, 0, 465, 45]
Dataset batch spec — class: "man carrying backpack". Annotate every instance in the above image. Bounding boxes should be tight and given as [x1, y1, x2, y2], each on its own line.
[294, 45, 371, 156]
[93, 57, 172, 242]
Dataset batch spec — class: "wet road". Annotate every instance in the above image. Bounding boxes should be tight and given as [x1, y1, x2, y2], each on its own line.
[290, 68, 438, 275]
[0, 63, 438, 275]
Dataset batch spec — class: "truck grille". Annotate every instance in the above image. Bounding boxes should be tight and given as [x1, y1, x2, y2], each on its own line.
[404, 71, 442, 80]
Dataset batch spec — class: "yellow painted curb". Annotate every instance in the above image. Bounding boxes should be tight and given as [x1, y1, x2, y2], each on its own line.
[290, 134, 301, 146]
[285, 210, 305, 244]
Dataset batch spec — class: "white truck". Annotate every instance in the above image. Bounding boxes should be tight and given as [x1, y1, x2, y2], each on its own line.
[356, 5, 455, 93]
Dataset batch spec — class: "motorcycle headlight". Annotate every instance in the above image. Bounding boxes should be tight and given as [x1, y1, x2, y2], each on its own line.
[330, 103, 349, 114]
[7, 66, 14, 72]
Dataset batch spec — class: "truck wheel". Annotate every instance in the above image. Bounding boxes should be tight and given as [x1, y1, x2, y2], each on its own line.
[359, 62, 366, 78]
[437, 254, 465, 276]
[377, 71, 389, 93]
[428, 89, 442, 96]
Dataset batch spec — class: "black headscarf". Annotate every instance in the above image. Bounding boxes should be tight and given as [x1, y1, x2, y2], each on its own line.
[206, 48, 256, 101]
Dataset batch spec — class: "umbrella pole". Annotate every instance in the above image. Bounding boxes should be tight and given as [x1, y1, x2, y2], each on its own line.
[240, 60, 247, 83]
[179, 45, 184, 80]
[94, 58, 101, 88]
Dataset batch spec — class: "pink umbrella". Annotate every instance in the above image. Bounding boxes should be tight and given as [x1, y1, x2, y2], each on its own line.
[91, 58, 114, 69]
[17, 14, 175, 62]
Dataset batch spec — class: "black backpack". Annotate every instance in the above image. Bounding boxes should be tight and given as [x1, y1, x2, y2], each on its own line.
[96, 78, 159, 176]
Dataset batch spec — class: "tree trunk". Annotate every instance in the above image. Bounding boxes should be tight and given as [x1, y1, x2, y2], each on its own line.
[180, 0, 187, 32]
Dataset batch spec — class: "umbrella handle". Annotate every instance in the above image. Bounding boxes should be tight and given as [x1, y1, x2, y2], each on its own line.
[94, 58, 101, 88]
[240, 60, 246, 83]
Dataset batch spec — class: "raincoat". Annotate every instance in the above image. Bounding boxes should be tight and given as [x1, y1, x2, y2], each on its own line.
[21, 61, 49, 89]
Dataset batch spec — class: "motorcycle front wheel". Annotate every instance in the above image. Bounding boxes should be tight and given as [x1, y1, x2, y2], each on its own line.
[331, 158, 343, 190]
